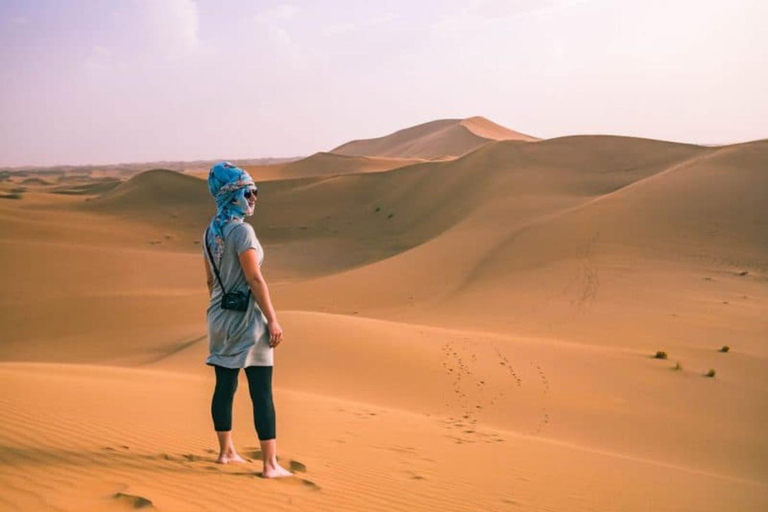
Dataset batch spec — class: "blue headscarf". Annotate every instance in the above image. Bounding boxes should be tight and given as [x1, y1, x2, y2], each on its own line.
[206, 161, 257, 266]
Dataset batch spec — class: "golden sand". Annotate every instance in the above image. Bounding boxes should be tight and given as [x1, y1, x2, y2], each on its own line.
[1, 119, 766, 511]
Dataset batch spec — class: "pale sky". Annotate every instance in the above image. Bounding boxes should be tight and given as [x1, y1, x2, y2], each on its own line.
[1, 0, 766, 167]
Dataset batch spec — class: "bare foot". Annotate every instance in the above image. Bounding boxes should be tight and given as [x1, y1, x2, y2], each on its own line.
[262, 463, 293, 478]
[216, 452, 247, 464]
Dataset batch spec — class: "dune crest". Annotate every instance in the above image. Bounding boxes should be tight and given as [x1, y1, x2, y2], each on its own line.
[331, 116, 538, 159]
[460, 115, 539, 141]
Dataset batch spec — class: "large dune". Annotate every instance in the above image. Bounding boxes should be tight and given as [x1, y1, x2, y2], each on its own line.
[272, 138, 767, 346]
[1, 125, 767, 511]
[331, 116, 538, 159]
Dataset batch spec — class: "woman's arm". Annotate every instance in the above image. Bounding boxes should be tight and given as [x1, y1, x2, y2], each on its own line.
[239, 249, 284, 347]
[203, 256, 214, 297]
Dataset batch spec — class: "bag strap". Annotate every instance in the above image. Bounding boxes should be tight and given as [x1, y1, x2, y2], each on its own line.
[204, 227, 229, 294]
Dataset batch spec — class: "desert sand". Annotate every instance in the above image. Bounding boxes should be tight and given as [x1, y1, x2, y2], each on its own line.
[1, 116, 766, 511]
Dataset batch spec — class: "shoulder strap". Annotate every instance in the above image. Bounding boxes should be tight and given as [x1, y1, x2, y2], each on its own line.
[204, 227, 229, 293]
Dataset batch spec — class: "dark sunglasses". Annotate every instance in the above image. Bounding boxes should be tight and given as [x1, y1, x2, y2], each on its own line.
[243, 187, 258, 199]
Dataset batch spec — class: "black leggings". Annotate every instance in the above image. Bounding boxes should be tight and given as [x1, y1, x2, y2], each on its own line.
[211, 365, 276, 441]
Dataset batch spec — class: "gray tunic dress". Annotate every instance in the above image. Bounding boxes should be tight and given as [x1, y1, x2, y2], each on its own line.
[204, 220, 273, 368]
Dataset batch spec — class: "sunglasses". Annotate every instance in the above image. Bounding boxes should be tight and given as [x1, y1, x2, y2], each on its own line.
[243, 187, 258, 199]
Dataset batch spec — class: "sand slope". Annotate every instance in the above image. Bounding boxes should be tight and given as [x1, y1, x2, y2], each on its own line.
[1, 362, 764, 512]
[332, 116, 538, 159]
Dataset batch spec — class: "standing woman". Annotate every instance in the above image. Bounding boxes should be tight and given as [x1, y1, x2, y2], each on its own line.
[202, 162, 292, 478]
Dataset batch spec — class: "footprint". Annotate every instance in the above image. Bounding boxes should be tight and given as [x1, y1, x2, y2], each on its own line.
[289, 460, 307, 473]
[245, 449, 263, 459]
[112, 493, 154, 509]
[300, 479, 321, 491]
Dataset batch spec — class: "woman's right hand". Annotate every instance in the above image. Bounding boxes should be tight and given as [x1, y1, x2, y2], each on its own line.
[268, 320, 283, 348]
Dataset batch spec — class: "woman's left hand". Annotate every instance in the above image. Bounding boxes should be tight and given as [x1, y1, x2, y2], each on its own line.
[268, 320, 284, 348]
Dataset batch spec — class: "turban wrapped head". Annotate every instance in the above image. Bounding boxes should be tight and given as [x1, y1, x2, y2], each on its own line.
[206, 161, 257, 266]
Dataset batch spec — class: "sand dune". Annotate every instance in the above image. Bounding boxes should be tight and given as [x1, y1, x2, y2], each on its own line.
[269, 138, 767, 355]
[447, 139, 768, 287]
[51, 180, 122, 196]
[20, 177, 52, 186]
[331, 116, 538, 159]
[72, 135, 727, 279]
[267, 135, 714, 301]
[243, 152, 423, 181]
[1, 123, 767, 511]
[84, 168, 212, 217]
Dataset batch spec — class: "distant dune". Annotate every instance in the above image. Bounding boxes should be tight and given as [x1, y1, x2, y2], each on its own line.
[20, 177, 51, 186]
[331, 116, 538, 159]
[243, 152, 423, 181]
[50, 178, 122, 196]
[81, 168, 212, 225]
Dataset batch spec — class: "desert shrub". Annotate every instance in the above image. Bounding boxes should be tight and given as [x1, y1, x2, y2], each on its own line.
[719, 346, 730, 353]
[705, 369, 716, 378]
[653, 351, 668, 360]
[673, 361, 682, 371]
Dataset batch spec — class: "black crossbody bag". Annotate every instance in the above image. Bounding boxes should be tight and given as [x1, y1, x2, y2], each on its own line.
[204, 227, 251, 312]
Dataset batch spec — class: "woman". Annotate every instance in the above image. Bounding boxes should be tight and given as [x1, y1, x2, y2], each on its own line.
[202, 161, 292, 478]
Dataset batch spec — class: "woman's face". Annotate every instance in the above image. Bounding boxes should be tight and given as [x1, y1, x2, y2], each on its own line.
[244, 187, 257, 211]
[232, 186, 257, 216]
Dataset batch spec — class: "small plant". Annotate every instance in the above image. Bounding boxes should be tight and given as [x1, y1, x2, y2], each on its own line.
[653, 351, 668, 360]
[705, 369, 716, 378]
[374, 206, 381, 213]
[387, 213, 394, 219]
[719, 345, 730, 353]
[672, 361, 682, 371]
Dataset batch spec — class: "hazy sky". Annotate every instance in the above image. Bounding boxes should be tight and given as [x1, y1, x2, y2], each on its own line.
[1, 0, 766, 167]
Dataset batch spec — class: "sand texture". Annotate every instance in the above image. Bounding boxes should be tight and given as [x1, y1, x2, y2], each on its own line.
[1, 119, 767, 511]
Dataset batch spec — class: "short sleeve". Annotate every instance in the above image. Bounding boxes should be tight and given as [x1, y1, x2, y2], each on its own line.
[231, 223, 261, 256]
